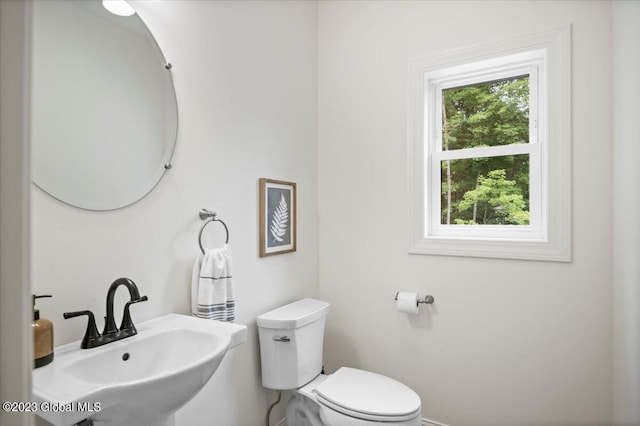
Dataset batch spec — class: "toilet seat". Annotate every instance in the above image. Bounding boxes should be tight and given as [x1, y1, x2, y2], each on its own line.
[314, 367, 421, 422]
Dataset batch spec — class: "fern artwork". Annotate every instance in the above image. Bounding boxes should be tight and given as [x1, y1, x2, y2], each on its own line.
[259, 178, 297, 257]
[270, 194, 289, 244]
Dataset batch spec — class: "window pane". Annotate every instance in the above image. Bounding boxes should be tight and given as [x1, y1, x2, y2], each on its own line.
[442, 76, 529, 151]
[440, 154, 530, 225]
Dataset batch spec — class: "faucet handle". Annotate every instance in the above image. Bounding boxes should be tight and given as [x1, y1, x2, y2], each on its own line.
[119, 295, 148, 334]
[63, 310, 101, 349]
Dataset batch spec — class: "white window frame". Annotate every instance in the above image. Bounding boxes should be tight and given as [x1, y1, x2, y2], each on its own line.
[408, 28, 571, 261]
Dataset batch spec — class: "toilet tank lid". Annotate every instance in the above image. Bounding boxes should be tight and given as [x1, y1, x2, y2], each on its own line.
[257, 299, 330, 330]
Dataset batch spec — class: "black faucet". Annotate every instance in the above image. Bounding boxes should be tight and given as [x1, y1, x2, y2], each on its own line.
[64, 278, 148, 349]
[102, 277, 148, 337]
[62, 310, 100, 349]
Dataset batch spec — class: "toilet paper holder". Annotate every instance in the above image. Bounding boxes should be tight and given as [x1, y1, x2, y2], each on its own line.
[394, 292, 434, 305]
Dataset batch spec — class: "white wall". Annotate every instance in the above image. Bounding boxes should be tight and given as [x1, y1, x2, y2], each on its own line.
[30, 1, 318, 425]
[612, 1, 640, 424]
[318, 2, 612, 425]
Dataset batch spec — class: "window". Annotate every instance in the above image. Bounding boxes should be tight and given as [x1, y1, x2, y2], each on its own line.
[408, 29, 571, 261]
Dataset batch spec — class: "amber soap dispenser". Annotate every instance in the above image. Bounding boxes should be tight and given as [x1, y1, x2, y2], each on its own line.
[32, 294, 54, 368]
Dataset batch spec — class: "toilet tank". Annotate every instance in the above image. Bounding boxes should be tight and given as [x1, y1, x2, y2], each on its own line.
[257, 299, 330, 390]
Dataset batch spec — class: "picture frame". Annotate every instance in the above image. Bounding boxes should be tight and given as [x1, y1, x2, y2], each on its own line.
[259, 178, 297, 257]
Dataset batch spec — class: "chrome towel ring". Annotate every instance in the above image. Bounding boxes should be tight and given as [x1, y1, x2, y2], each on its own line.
[198, 208, 229, 254]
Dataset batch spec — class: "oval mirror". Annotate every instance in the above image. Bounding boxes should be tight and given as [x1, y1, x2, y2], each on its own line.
[31, 0, 178, 211]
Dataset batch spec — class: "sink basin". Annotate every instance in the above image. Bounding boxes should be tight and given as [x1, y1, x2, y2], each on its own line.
[32, 313, 247, 426]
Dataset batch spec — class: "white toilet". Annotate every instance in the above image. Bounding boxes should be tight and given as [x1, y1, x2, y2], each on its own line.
[257, 299, 422, 426]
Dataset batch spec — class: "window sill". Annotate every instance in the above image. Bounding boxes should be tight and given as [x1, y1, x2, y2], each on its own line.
[409, 234, 571, 262]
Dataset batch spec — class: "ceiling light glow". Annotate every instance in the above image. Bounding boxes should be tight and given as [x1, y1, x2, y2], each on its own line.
[102, 0, 135, 17]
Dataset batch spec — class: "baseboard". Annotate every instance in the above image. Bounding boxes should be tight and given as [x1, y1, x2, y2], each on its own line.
[423, 417, 451, 426]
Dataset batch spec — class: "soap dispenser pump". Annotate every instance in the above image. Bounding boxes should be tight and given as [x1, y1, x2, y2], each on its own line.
[32, 294, 54, 368]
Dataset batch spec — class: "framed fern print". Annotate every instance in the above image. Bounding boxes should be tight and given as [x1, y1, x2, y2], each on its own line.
[259, 178, 297, 257]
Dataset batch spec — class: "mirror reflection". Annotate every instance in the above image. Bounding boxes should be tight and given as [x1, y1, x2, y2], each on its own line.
[31, 0, 178, 211]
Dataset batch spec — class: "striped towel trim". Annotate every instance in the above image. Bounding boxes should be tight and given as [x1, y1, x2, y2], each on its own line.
[198, 275, 233, 281]
[196, 301, 236, 322]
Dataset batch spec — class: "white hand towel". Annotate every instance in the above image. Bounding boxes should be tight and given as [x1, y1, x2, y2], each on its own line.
[191, 244, 235, 322]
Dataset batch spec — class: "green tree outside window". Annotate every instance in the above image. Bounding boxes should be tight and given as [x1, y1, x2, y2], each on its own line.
[440, 76, 530, 225]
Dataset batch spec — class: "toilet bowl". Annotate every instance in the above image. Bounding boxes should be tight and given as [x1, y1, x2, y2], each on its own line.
[257, 299, 422, 426]
[291, 368, 422, 426]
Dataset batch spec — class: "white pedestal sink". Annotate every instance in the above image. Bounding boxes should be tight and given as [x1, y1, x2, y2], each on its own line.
[32, 313, 247, 426]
